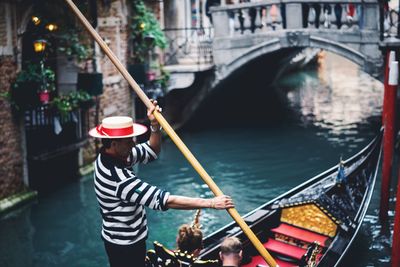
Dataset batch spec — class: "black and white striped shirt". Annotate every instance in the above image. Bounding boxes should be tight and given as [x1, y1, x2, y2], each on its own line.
[94, 142, 170, 245]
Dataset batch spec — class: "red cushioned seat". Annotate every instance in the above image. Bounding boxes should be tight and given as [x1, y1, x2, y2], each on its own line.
[241, 255, 297, 267]
[264, 238, 306, 260]
[271, 223, 329, 247]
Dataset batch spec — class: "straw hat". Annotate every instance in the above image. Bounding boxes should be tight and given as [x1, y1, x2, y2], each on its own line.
[89, 116, 147, 138]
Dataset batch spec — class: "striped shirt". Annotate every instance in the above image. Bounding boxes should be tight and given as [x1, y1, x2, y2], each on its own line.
[94, 142, 170, 245]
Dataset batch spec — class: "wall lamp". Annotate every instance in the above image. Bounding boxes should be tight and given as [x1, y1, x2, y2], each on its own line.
[45, 23, 58, 32]
[33, 39, 47, 53]
[31, 16, 41, 26]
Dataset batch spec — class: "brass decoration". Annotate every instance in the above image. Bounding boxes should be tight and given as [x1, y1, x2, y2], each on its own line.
[281, 204, 337, 237]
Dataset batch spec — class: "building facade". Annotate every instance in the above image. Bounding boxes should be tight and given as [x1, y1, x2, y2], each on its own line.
[0, 0, 139, 199]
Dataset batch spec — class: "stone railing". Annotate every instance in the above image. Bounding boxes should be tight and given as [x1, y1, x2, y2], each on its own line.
[163, 27, 214, 65]
[384, 6, 400, 38]
[211, 0, 380, 37]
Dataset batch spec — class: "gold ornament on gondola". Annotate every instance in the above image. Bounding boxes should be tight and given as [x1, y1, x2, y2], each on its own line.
[190, 209, 202, 230]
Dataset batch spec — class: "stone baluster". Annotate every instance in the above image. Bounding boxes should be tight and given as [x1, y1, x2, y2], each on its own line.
[324, 3, 335, 29]
[254, 6, 262, 32]
[356, 3, 364, 30]
[340, 4, 348, 29]
[317, 3, 324, 29]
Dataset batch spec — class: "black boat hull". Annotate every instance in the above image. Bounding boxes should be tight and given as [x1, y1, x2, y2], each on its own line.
[199, 132, 382, 267]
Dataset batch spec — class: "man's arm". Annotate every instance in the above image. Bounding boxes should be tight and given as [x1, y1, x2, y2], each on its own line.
[148, 121, 161, 154]
[147, 100, 161, 154]
[166, 195, 234, 210]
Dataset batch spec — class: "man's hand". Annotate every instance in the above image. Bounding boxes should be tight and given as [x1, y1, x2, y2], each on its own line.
[210, 195, 235, 210]
[147, 99, 161, 124]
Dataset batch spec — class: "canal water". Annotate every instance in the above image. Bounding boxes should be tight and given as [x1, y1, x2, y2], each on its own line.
[0, 52, 391, 267]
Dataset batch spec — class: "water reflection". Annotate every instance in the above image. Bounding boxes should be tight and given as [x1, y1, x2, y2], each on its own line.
[280, 52, 382, 137]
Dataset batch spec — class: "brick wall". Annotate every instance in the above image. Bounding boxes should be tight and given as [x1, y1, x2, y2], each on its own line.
[97, 0, 132, 119]
[0, 56, 24, 199]
[0, 0, 144, 197]
[82, 0, 133, 164]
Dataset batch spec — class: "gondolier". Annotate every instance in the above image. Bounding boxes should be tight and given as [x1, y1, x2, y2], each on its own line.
[89, 101, 234, 267]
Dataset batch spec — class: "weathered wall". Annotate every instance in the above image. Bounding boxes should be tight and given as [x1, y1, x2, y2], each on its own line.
[0, 0, 136, 198]
[81, 0, 133, 164]
[0, 57, 24, 199]
[97, 0, 132, 119]
[0, 1, 25, 199]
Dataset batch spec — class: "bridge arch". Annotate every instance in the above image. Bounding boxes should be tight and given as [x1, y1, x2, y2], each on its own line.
[218, 34, 375, 82]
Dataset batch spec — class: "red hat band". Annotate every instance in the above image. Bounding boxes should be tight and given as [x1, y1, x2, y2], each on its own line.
[96, 125, 133, 137]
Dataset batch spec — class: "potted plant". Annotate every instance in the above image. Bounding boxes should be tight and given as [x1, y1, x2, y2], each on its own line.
[128, 0, 167, 85]
[155, 65, 170, 91]
[8, 62, 56, 110]
[51, 90, 93, 118]
[37, 62, 56, 104]
[56, 29, 90, 62]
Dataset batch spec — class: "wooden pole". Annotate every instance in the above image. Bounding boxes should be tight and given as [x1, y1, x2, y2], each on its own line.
[64, 1, 278, 266]
[382, 51, 395, 124]
[392, 154, 400, 267]
[380, 57, 398, 224]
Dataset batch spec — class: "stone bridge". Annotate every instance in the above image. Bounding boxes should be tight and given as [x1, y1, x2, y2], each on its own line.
[211, 0, 384, 80]
[163, 0, 397, 127]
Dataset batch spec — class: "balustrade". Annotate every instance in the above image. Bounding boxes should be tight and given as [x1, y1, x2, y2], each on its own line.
[211, 0, 380, 38]
[385, 6, 399, 38]
[163, 27, 214, 66]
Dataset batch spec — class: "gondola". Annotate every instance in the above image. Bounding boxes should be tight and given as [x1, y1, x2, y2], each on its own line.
[147, 131, 382, 267]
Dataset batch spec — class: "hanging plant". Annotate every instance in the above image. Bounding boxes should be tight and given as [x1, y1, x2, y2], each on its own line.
[130, 0, 167, 64]
[155, 65, 170, 90]
[56, 29, 91, 62]
[50, 90, 93, 118]
[6, 62, 56, 110]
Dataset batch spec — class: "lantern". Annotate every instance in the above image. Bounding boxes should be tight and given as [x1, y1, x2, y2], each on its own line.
[31, 16, 41, 26]
[33, 39, 47, 53]
[45, 23, 58, 32]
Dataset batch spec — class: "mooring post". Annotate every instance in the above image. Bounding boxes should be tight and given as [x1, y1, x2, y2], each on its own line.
[392, 154, 400, 267]
[380, 53, 397, 224]
[382, 51, 395, 124]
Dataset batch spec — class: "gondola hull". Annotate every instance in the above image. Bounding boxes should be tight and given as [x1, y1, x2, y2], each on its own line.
[198, 132, 382, 267]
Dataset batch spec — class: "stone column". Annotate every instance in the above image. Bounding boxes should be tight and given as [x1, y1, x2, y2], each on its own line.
[163, 0, 187, 29]
[362, 1, 379, 31]
[163, 0, 189, 64]
[285, 4, 302, 29]
[212, 8, 230, 37]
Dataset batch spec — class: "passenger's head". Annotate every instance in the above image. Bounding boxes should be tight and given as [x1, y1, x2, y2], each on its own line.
[219, 237, 242, 267]
[176, 224, 203, 257]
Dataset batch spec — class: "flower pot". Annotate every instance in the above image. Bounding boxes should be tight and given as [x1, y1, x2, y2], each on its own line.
[146, 70, 156, 82]
[77, 72, 103, 96]
[38, 90, 51, 104]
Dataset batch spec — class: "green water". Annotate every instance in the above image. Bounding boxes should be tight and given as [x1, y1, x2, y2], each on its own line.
[0, 53, 391, 266]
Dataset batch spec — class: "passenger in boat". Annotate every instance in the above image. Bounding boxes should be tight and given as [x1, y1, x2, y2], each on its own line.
[219, 237, 243, 267]
[89, 101, 235, 267]
[176, 210, 203, 257]
[176, 224, 203, 257]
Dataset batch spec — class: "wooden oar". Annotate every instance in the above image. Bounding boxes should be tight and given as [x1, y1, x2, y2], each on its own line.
[65, 1, 277, 266]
